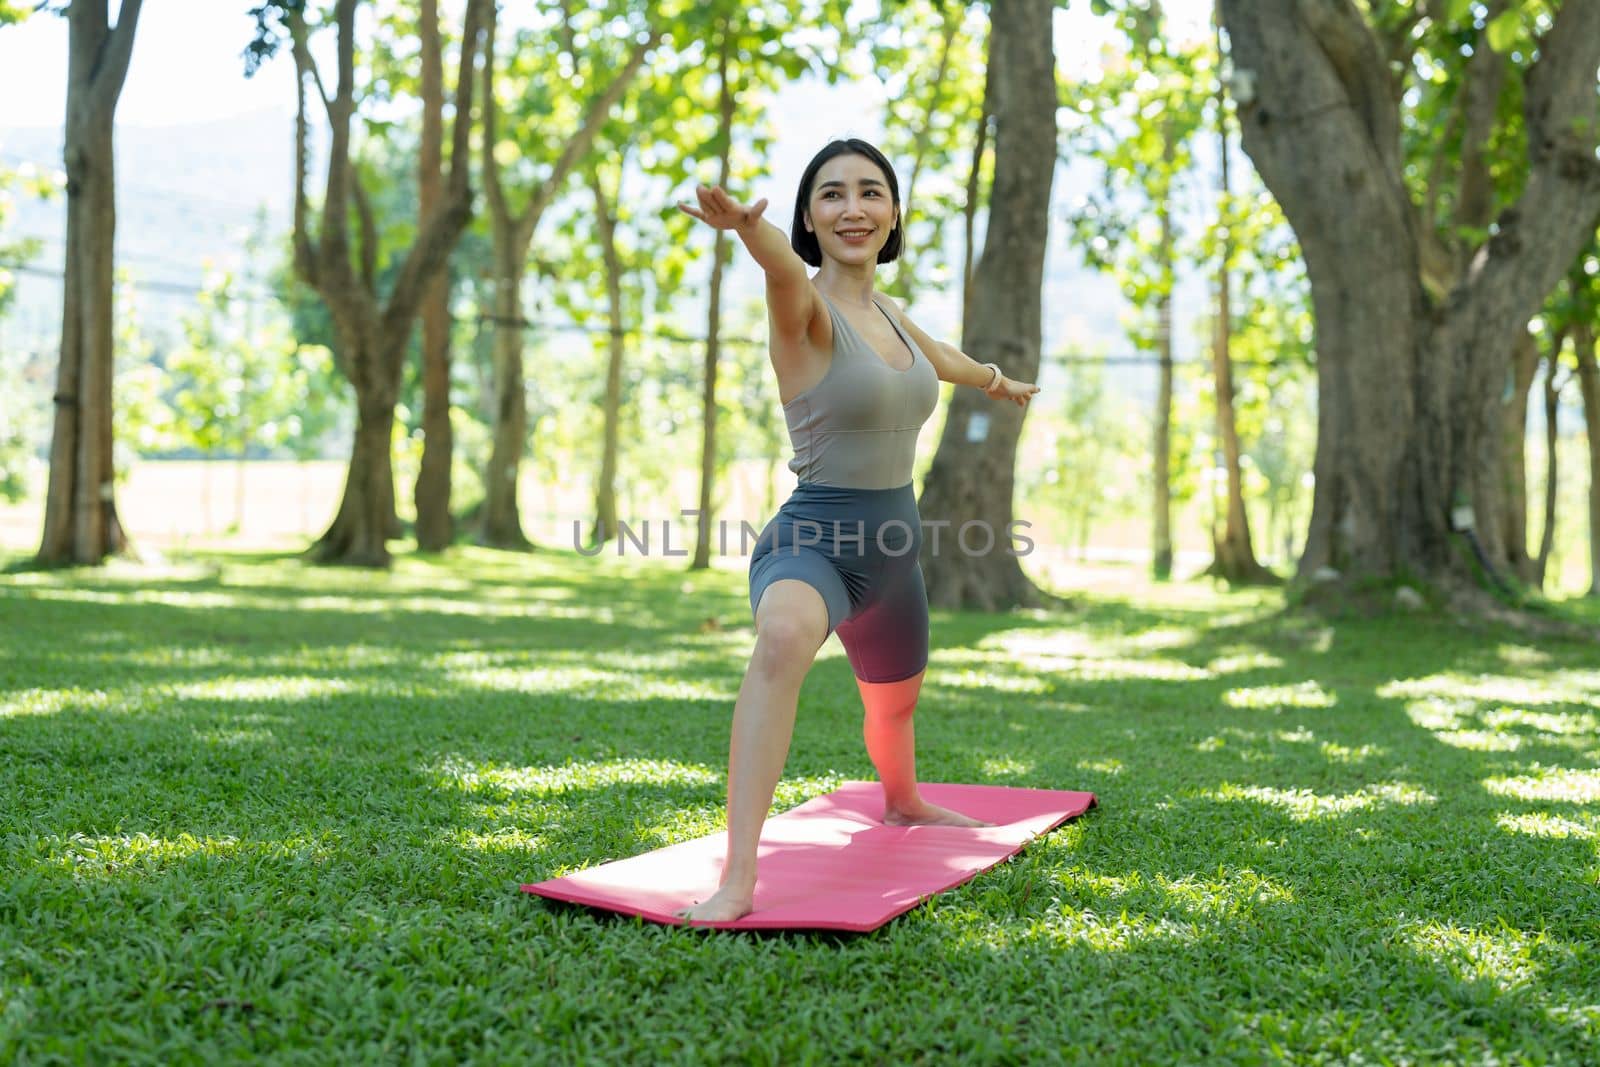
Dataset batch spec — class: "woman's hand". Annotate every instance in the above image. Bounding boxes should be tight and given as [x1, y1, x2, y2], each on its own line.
[678, 184, 767, 233]
[985, 374, 1041, 408]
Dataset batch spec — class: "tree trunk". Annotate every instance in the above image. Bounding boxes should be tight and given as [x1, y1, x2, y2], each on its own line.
[1534, 345, 1561, 586]
[692, 27, 735, 572]
[1152, 211, 1174, 580]
[1573, 324, 1600, 596]
[1218, 1, 1600, 604]
[1207, 13, 1272, 585]
[918, 0, 1054, 610]
[478, 247, 533, 549]
[314, 379, 399, 567]
[1501, 329, 1542, 581]
[288, 0, 485, 567]
[590, 170, 626, 548]
[960, 51, 993, 333]
[37, 0, 142, 567]
[414, 0, 454, 552]
[474, 0, 654, 550]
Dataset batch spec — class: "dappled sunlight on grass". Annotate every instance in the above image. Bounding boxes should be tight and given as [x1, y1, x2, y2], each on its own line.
[9, 587, 243, 610]
[952, 865, 1294, 953]
[441, 662, 736, 703]
[1191, 726, 1379, 766]
[1483, 707, 1599, 736]
[1401, 920, 1567, 992]
[1206, 781, 1436, 820]
[1204, 650, 1287, 675]
[1435, 730, 1526, 752]
[1156, 868, 1297, 915]
[1319, 741, 1384, 764]
[929, 666, 1052, 693]
[1, 687, 116, 718]
[1495, 643, 1554, 669]
[441, 827, 543, 854]
[980, 756, 1035, 778]
[1482, 768, 1600, 804]
[1495, 812, 1597, 840]
[428, 756, 721, 799]
[1075, 757, 1123, 776]
[1398, 686, 1600, 758]
[1058, 656, 1213, 682]
[190, 726, 277, 748]
[171, 676, 356, 702]
[1381, 671, 1600, 708]
[973, 625, 1229, 679]
[30, 831, 244, 878]
[1222, 681, 1337, 711]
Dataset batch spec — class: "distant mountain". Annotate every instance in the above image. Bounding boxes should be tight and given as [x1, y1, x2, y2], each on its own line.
[2, 108, 299, 346]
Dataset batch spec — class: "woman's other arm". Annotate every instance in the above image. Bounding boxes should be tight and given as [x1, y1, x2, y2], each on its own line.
[873, 294, 1041, 408]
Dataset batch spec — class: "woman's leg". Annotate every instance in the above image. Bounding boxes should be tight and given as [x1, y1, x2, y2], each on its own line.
[857, 670, 989, 827]
[844, 558, 988, 828]
[675, 578, 830, 922]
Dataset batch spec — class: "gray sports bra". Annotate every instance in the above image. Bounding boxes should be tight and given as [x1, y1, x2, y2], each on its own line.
[781, 293, 940, 490]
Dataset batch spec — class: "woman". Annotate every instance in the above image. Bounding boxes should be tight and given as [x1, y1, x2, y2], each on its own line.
[674, 139, 1039, 923]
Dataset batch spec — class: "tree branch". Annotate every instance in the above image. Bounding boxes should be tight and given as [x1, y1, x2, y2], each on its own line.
[91, 0, 142, 106]
[287, 8, 338, 133]
[1455, 1, 1508, 234]
[380, 0, 491, 349]
[1524, 0, 1600, 168]
[1460, 0, 1600, 333]
[518, 26, 660, 234]
[444, 0, 487, 200]
[481, 0, 508, 233]
[291, 44, 319, 288]
[1294, 0, 1401, 172]
[350, 165, 377, 291]
[317, 0, 359, 286]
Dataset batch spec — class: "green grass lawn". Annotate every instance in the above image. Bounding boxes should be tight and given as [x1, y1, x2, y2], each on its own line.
[2, 547, 1597, 1064]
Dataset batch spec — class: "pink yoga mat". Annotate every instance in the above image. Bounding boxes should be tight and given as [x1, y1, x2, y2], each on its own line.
[520, 781, 1096, 931]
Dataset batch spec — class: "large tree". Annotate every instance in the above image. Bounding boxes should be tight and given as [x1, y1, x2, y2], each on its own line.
[35, 0, 143, 566]
[413, 0, 456, 552]
[249, 0, 488, 566]
[1217, 1, 1600, 607]
[475, 1, 658, 549]
[917, 0, 1056, 610]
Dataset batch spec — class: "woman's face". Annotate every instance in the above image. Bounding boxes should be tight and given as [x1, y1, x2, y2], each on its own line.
[804, 153, 898, 267]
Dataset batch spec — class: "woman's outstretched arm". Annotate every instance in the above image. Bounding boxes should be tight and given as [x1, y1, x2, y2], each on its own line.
[679, 184, 819, 340]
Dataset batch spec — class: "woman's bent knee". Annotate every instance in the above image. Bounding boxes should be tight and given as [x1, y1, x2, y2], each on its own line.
[751, 582, 829, 678]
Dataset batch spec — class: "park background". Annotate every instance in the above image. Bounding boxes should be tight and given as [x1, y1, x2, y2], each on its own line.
[3, 1, 1600, 1063]
[5, 1, 1589, 592]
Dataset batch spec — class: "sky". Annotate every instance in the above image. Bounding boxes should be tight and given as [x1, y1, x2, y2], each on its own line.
[0, 1, 1216, 363]
[0, 3, 1212, 130]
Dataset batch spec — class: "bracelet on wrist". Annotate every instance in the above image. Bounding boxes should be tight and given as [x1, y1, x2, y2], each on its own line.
[983, 363, 1002, 390]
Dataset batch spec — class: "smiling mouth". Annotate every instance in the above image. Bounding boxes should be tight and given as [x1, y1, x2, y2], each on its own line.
[837, 230, 874, 238]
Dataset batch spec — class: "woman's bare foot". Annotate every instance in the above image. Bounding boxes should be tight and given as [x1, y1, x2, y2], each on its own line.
[883, 801, 992, 828]
[673, 883, 754, 924]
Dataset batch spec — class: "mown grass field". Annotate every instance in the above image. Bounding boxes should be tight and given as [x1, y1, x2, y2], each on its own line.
[2, 547, 1597, 1064]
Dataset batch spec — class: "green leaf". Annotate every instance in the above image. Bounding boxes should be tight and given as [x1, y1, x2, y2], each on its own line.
[1485, 9, 1520, 53]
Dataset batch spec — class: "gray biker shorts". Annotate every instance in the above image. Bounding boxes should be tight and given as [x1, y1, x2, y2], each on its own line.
[747, 481, 928, 683]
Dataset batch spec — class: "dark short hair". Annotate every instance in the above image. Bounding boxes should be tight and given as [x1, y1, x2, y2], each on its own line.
[790, 139, 903, 267]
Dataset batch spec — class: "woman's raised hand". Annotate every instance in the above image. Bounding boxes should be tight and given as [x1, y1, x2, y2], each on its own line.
[678, 184, 768, 233]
